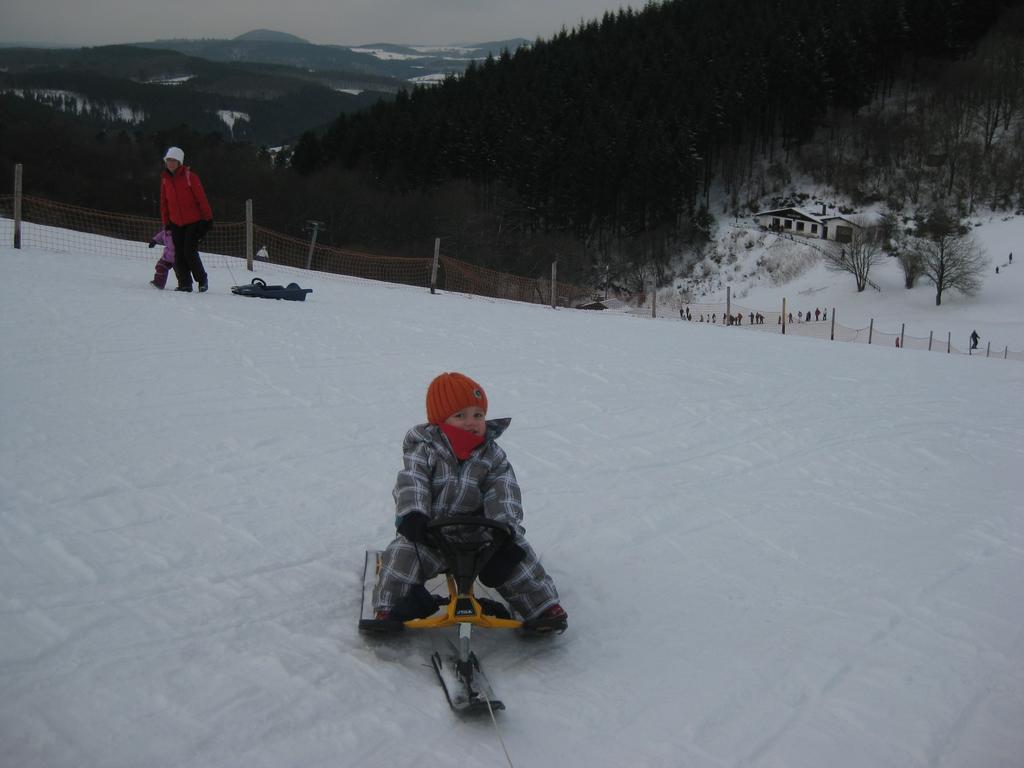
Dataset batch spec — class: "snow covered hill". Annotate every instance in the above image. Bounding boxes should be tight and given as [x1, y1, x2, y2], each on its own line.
[678, 211, 1024, 354]
[1, 240, 1023, 768]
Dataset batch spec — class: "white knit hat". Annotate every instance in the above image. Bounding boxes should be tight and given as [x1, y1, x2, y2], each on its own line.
[163, 146, 185, 163]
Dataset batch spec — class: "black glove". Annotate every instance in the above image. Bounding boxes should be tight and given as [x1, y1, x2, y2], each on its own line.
[148, 239, 156, 248]
[397, 512, 430, 544]
[479, 540, 526, 588]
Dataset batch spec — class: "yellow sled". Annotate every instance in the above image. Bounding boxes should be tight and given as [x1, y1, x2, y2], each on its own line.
[358, 516, 528, 714]
[359, 515, 524, 632]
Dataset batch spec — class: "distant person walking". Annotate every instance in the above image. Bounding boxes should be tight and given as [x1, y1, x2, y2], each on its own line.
[970, 330, 980, 351]
[160, 146, 213, 292]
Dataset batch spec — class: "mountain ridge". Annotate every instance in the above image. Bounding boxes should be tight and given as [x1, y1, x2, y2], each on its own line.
[233, 29, 310, 44]
[135, 33, 529, 81]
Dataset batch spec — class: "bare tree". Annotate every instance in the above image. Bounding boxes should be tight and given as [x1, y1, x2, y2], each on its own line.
[896, 250, 925, 289]
[879, 209, 924, 288]
[911, 209, 989, 306]
[823, 222, 884, 292]
[912, 231, 988, 306]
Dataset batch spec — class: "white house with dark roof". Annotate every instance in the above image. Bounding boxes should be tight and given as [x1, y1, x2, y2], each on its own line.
[753, 205, 860, 243]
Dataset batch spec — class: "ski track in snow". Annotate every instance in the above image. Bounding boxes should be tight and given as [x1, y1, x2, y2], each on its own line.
[0, 242, 1023, 768]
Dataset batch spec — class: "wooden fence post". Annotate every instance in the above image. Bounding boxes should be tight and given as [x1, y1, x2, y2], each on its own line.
[304, 221, 322, 271]
[1005, 346, 1009, 359]
[726, 286, 731, 324]
[430, 238, 440, 294]
[245, 199, 253, 271]
[13, 163, 22, 249]
[551, 261, 557, 309]
[868, 318, 874, 344]
[986, 341, 991, 358]
[781, 297, 787, 335]
[652, 278, 657, 318]
[928, 330, 933, 351]
[830, 308, 835, 340]
[900, 322, 905, 349]
[947, 332, 951, 353]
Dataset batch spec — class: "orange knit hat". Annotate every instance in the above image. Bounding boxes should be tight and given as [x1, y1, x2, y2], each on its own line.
[426, 372, 488, 425]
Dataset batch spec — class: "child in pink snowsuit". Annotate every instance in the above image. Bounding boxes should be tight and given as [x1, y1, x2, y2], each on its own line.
[148, 228, 175, 289]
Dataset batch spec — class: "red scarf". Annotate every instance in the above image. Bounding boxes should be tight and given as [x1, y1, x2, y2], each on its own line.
[440, 423, 485, 460]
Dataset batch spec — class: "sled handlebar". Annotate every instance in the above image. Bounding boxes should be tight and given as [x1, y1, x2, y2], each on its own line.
[426, 514, 515, 541]
[425, 515, 516, 592]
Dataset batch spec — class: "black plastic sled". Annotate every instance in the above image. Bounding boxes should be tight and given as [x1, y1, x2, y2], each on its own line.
[231, 277, 312, 301]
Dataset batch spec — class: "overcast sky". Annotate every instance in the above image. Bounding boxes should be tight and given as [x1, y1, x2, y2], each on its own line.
[2, 0, 634, 47]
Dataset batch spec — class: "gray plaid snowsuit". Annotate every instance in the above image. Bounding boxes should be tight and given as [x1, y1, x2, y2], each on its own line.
[373, 418, 560, 620]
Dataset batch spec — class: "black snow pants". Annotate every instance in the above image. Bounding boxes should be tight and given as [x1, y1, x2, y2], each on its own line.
[169, 221, 208, 289]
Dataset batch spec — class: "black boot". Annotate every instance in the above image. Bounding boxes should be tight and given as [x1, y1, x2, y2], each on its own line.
[521, 603, 568, 636]
[358, 610, 406, 634]
[358, 585, 440, 634]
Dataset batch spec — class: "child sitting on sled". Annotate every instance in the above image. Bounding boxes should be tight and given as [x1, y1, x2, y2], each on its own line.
[372, 372, 567, 633]
[147, 228, 175, 289]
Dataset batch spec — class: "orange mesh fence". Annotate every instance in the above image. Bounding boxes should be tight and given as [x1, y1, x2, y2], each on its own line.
[2, 193, 1021, 361]
[0, 194, 590, 307]
[612, 291, 1022, 361]
[438, 256, 589, 307]
[0, 195, 248, 269]
[251, 225, 433, 288]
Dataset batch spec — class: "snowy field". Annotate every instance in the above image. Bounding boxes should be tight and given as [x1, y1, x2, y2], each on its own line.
[2, 240, 1023, 768]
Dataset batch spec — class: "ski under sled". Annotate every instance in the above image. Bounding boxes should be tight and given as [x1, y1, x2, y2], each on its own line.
[359, 516, 529, 714]
[231, 277, 312, 301]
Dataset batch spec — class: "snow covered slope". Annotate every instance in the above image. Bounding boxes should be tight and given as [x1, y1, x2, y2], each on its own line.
[1, 242, 1023, 768]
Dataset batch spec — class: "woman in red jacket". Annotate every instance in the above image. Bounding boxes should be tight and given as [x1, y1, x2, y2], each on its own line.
[159, 146, 213, 292]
